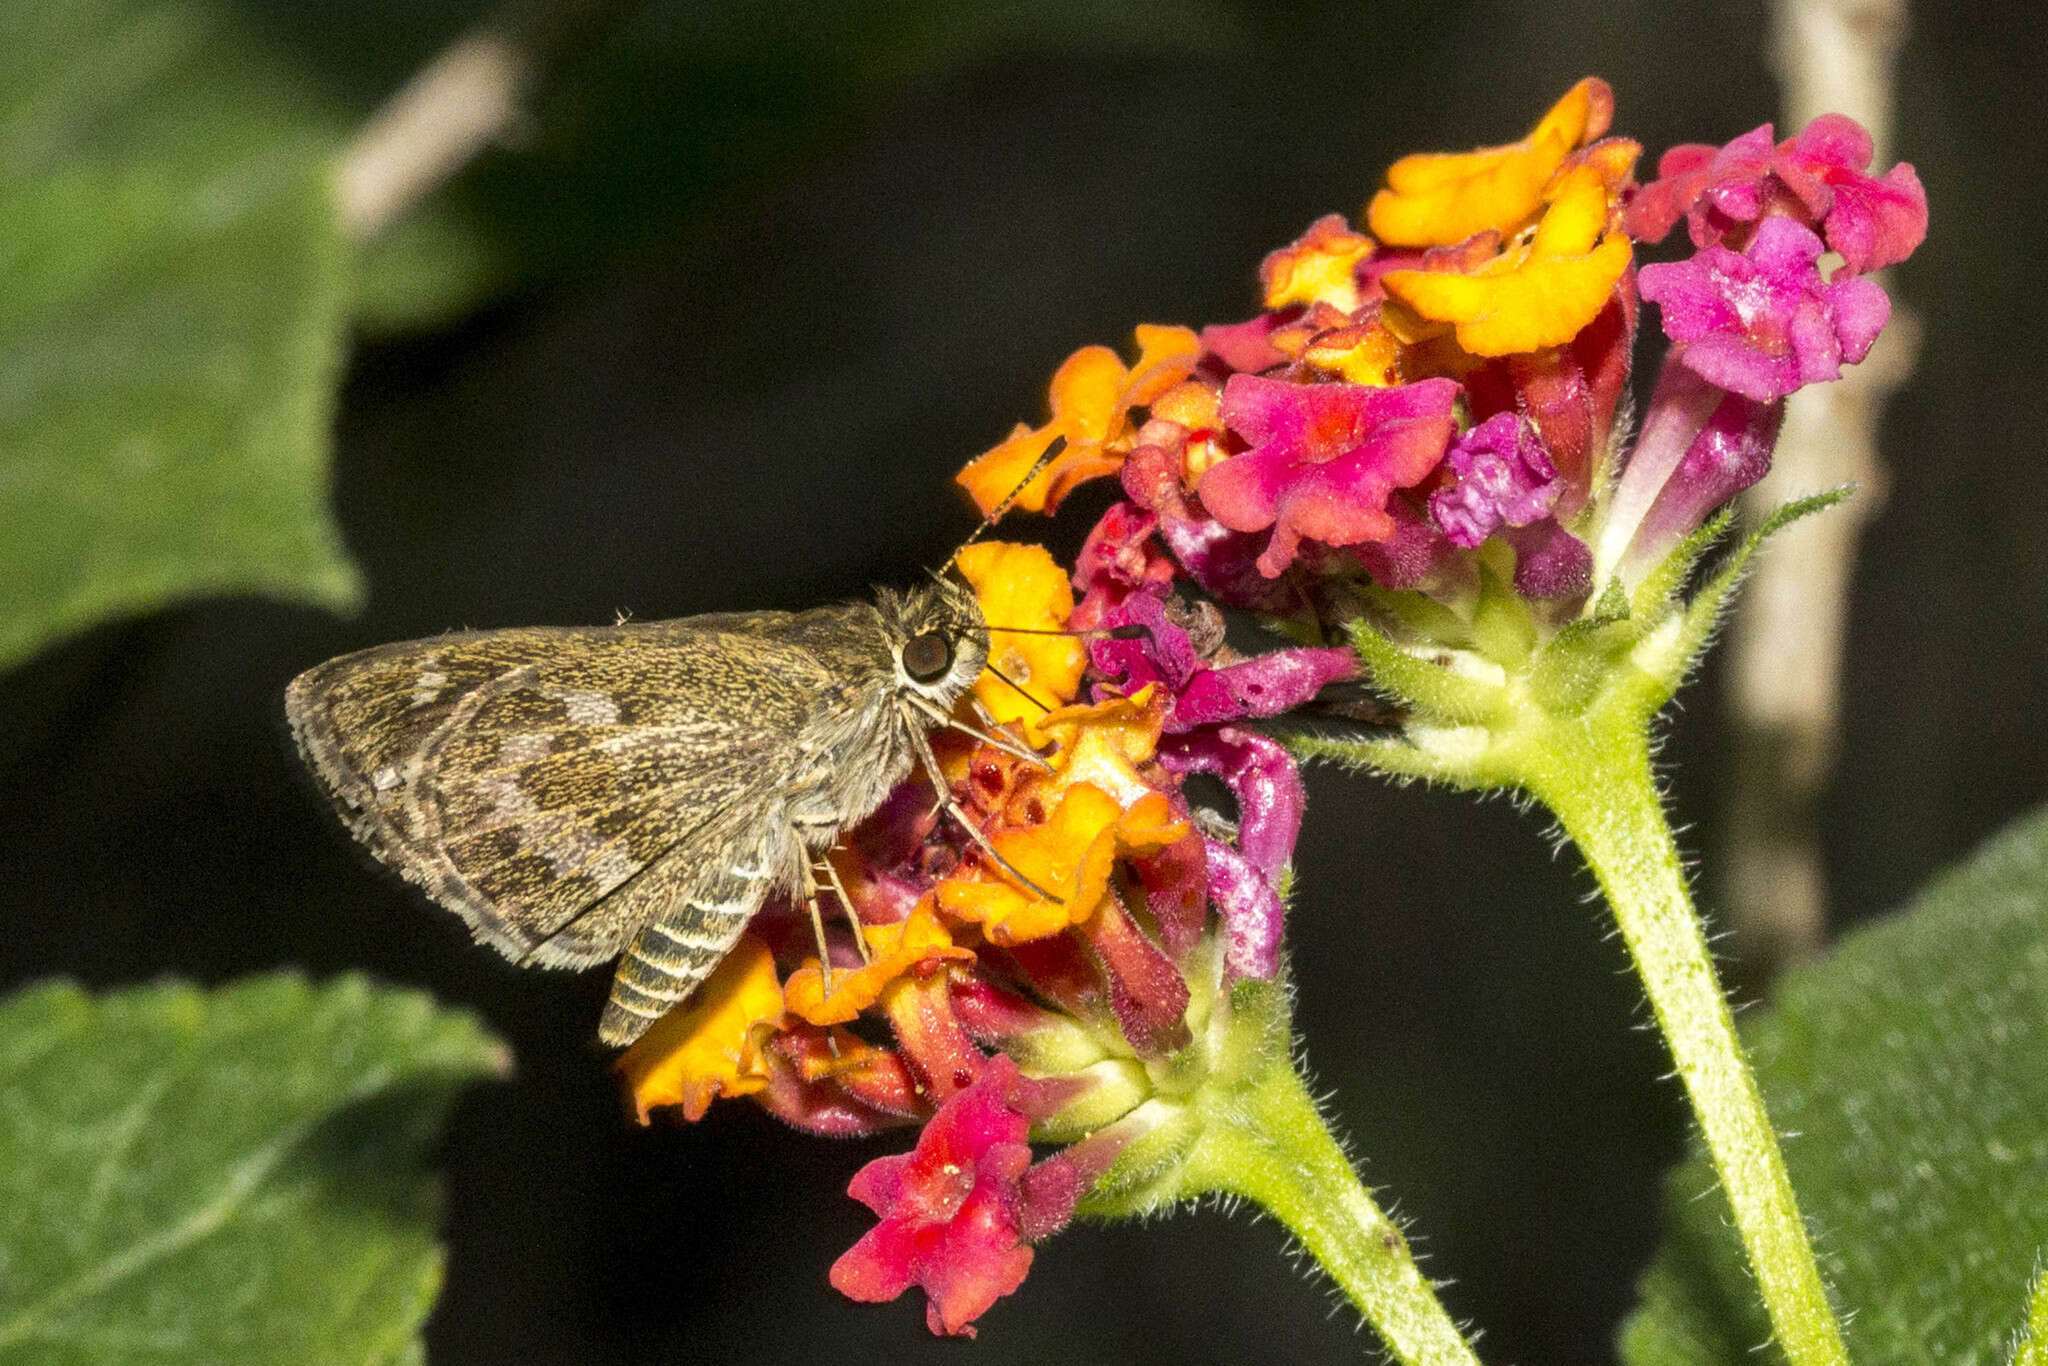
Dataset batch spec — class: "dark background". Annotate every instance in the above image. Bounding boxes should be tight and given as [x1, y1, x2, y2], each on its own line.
[4, 1, 2044, 1361]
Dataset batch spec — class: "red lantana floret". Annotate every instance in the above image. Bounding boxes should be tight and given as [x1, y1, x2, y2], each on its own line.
[829, 1056, 1081, 1336]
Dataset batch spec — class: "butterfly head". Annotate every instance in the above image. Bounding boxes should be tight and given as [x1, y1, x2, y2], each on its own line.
[876, 575, 989, 707]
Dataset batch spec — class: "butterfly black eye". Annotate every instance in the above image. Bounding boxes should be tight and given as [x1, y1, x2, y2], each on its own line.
[901, 631, 953, 684]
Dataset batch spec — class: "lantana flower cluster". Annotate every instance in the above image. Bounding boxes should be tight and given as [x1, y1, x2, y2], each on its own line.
[621, 78, 1924, 1341]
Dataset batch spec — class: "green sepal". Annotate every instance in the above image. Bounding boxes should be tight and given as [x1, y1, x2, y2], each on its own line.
[1630, 506, 1737, 621]
[1345, 620, 1506, 726]
[1670, 488, 1852, 691]
[1076, 971, 1295, 1220]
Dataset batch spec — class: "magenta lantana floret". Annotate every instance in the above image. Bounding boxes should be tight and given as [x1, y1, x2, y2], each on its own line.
[1639, 215, 1890, 403]
[1625, 113, 1927, 275]
[1088, 590, 1356, 732]
[830, 1055, 1098, 1337]
[1202, 375, 1461, 577]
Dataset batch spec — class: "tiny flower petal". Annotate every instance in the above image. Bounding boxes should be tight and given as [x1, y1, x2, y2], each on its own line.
[956, 540, 1087, 728]
[1261, 213, 1377, 311]
[1368, 77, 1614, 247]
[1158, 726, 1305, 883]
[830, 1055, 1041, 1337]
[618, 935, 784, 1123]
[1088, 591, 1355, 731]
[1427, 412, 1561, 548]
[1069, 500, 1177, 630]
[1200, 312, 1291, 374]
[1201, 374, 1461, 577]
[1029, 689, 1169, 811]
[1201, 837, 1285, 981]
[1123, 440, 1307, 612]
[937, 786, 1187, 945]
[1380, 152, 1637, 357]
[1625, 114, 1927, 276]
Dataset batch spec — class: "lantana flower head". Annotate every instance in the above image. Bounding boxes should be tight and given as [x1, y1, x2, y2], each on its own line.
[624, 80, 1924, 1344]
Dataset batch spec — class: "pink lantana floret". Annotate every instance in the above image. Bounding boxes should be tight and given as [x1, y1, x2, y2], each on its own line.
[830, 1055, 1078, 1337]
[1200, 375, 1461, 577]
[1157, 726, 1305, 982]
[1638, 216, 1890, 403]
[1626, 114, 1927, 276]
[1428, 412, 1563, 548]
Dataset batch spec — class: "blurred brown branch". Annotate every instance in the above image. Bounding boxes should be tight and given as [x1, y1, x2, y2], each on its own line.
[1722, 0, 1919, 983]
[333, 0, 632, 241]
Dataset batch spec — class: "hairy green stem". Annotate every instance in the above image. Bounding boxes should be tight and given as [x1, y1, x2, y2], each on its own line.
[2014, 1268, 2048, 1366]
[1181, 1060, 1482, 1365]
[1524, 720, 1849, 1366]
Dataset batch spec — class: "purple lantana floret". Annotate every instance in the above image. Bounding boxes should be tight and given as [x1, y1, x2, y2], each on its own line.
[1428, 412, 1563, 548]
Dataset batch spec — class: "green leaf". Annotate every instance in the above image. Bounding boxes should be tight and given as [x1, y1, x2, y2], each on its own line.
[0, 0, 363, 671]
[0, 974, 506, 1365]
[1621, 806, 2048, 1365]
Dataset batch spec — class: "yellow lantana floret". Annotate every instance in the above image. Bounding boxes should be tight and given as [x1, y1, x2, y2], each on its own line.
[1260, 214, 1377, 312]
[957, 324, 1200, 515]
[617, 935, 784, 1123]
[953, 541, 1086, 730]
[1367, 77, 1613, 248]
[1377, 147, 1638, 357]
[936, 785, 1187, 944]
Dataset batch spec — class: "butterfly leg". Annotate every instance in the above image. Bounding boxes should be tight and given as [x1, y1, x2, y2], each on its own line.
[799, 860, 837, 997]
[813, 854, 872, 964]
[899, 704, 1065, 905]
[903, 692, 1052, 771]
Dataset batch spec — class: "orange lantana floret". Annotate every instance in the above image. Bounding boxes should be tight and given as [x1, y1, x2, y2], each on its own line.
[954, 541, 1086, 729]
[936, 784, 1187, 944]
[957, 325, 1201, 516]
[1378, 144, 1639, 357]
[618, 935, 784, 1123]
[1366, 77, 1614, 248]
[784, 899, 974, 1027]
[1260, 214, 1377, 312]
[1023, 690, 1168, 813]
[1301, 317, 1404, 386]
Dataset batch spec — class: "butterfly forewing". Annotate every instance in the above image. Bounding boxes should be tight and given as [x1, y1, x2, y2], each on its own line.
[286, 616, 830, 969]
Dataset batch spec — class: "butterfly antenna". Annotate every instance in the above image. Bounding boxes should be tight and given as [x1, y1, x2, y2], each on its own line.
[954, 434, 1068, 556]
[984, 662, 1053, 715]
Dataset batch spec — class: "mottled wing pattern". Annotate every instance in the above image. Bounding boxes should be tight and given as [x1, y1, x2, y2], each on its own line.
[285, 615, 828, 972]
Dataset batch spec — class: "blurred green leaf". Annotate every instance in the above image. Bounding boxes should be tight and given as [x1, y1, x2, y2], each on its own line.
[1620, 808, 2048, 1365]
[0, 0, 363, 671]
[0, 974, 505, 1365]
